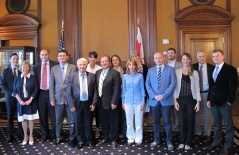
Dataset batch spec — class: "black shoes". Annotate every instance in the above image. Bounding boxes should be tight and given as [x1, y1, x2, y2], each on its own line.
[69, 139, 76, 147]
[6, 135, 13, 142]
[41, 135, 47, 142]
[54, 138, 62, 145]
[111, 141, 117, 148]
[77, 143, 84, 150]
[98, 139, 107, 145]
[205, 143, 221, 149]
[87, 143, 94, 149]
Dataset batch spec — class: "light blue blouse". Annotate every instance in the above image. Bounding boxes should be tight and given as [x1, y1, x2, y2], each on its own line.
[121, 72, 145, 105]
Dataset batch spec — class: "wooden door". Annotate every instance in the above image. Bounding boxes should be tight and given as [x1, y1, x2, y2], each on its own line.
[184, 33, 224, 65]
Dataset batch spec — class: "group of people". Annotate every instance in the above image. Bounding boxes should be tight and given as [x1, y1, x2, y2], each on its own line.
[0, 48, 237, 155]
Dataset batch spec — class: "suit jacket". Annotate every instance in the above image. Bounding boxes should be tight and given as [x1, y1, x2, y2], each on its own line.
[208, 63, 238, 106]
[49, 63, 77, 104]
[95, 68, 121, 109]
[193, 63, 214, 88]
[0, 66, 21, 102]
[174, 61, 183, 70]
[33, 60, 58, 90]
[174, 68, 201, 101]
[66, 71, 98, 110]
[146, 65, 176, 106]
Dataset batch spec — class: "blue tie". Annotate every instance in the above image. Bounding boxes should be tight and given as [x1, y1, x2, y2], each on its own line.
[81, 74, 87, 99]
[213, 66, 219, 82]
[157, 67, 162, 88]
[62, 66, 65, 81]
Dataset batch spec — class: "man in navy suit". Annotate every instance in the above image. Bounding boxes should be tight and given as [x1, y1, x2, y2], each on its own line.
[193, 50, 214, 141]
[146, 52, 176, 151]
[33, 49, 58, 142]
[206, 49, 238, 155]
[0, 53, 23, 142]
[96, 55, 121, 148]
[66, 58, 97, 149]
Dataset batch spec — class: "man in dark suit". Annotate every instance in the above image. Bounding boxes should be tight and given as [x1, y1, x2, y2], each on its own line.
[49, 50, 77, 146]
[0, 53, 23, 142]
[193, 50, 214, 141]
[206, 49, 238, 155]
[33, 49, 58, 142]
[66, 58, 97, 149]
[96, 55, 121, 148]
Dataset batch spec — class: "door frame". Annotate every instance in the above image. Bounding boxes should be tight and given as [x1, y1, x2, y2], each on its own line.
[175, 5, 234, 64]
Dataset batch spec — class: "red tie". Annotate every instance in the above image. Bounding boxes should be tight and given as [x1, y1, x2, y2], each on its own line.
[41, 63, 47, 89]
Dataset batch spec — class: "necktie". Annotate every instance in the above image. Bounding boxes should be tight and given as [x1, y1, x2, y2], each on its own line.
[199, 65, 203, 90]
[41, 63, 47, 89]
[98, 71, 106, 97]
[13, 68, 17, 78]
[157, 67, 162, 88]
[81, 74, 87, 99]
[213, 66, 219, 82]
[62, 66, 66, 81]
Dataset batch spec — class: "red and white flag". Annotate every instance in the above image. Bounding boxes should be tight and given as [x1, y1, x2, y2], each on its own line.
[136, 25, 145, 64]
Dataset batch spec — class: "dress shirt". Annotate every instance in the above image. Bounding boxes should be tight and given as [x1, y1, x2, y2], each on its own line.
[157, 64, 164, 75]
[198, 63, 209, 91]
[213, 62, 224, 80]
[168, 60, 176, 68]
[122, 72, 145, 105]
[79, 71, 88, 101]
[11, 66, 18, 77]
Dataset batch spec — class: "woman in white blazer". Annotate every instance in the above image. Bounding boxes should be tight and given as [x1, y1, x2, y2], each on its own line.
[174, 53, 201, 150]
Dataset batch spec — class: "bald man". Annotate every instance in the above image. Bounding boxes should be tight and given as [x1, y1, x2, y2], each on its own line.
[146, 52, 176, 151]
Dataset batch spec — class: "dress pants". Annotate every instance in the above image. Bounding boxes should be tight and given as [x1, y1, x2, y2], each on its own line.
[125, 104, 143, 143]
[74, 101, 92, 144]
[38, 90, 56, 137]
[55, 103, 75, 140]
[211, 103, 234, 150]
[178, 101, 196, 145]
[151, 102, 172, 144]
[194, 92, 212, 136]
[171, 106, 179, 131]
[99, 103, 119, 142]
[6, 97, 23, 137]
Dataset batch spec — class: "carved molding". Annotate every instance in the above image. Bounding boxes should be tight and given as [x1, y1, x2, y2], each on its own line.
[0, 14, 40, 47]
[189, 0, 215, 6]
[175, 5, 234, 25]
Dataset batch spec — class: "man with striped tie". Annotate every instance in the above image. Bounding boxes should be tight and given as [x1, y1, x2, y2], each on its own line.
[146, 52, 176, 151]
[95, 55, 121, 148]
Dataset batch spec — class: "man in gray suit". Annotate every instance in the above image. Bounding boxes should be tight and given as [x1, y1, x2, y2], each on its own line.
[146, 52, 176, 151]
[167, 48, 182, 135]
[49, 50, 77, 146]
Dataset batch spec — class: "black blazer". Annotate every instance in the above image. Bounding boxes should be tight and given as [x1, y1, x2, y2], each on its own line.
[33, 60, 58, 89]
[0, 67, 21, 102]
[193, 62, 215, 87]
[208, 63, 238, 106]
[95, 68, 121, 110]
[66, 71, 98, 110]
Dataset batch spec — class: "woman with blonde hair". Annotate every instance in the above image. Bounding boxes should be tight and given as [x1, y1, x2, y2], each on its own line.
[174, 53, 201, 150]
[121, 59, 145, 146]
[13, 61, 39, 145]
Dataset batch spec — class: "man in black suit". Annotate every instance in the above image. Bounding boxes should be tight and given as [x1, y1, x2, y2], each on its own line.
[0, 53, 23, 142]
[66, 58, 97, 150]
[193, 50, 214, 141]
[206, 49, 238, 155]
[33, 49, 58, 142]
[96, 55, 121, 148]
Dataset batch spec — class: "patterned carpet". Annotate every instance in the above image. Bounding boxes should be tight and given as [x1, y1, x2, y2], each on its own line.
[0, 125, 239, 155]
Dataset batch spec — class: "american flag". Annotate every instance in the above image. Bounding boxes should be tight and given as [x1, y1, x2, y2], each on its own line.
[59, 26, 65, 50]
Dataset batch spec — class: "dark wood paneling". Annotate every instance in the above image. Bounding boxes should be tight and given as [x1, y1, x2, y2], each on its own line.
[128, 0, 156, 68]
[57, 0, 82, 64]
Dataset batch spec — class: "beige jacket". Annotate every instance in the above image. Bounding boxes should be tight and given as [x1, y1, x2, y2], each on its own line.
[174, 68, 201, 101]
